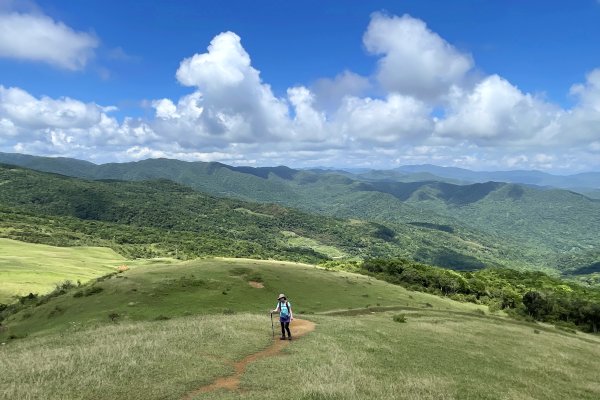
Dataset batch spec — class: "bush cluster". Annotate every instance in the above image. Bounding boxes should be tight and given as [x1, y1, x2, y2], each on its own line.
[362, 258, 600, 333]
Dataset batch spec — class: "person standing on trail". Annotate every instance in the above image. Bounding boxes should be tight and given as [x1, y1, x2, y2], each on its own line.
[272, 293, 293, 340]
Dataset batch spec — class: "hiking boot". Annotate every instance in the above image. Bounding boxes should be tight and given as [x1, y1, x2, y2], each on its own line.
[280, 336, 286, 340]
[288, 336, 292, 341]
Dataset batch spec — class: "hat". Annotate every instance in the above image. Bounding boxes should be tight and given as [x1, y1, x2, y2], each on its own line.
[277, 293, 286, 300]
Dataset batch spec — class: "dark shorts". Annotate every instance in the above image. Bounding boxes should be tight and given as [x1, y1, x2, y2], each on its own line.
[279, 315, 291, 323]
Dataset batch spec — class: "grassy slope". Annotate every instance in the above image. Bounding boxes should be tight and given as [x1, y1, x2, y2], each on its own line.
[0, 238, 124, 303]
[0, 258, 473, 340]
[1, 259, 599, 400]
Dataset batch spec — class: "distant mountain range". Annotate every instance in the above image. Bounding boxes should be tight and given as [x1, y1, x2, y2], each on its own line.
[389, 164, 600, 193]
[0, 152, 598, 278]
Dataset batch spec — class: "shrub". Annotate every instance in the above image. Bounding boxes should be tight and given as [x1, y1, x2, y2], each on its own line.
[154, 315, 170, 321]
[35, 297, 49, 307]
[108, 312, 120, 322]
[488, 300, 502, 313]
[56, 281, 76, 291]
[84, 286, 103, 296]
[393, 314, 407, 323]
[19, 293, 38, 304]
[73, 291, 84, 298]
[48, 306, 64, 318]
[534, 329, 541, 334]
[96, 272, 117, 282]
[450, 293, 466, 302]
[222, 308, 235, 315]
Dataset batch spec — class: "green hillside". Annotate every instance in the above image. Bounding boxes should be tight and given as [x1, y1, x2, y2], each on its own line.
[0, 164, 522, 272]
[0, 154, 598, 276]
[400, 182, 600, 255]
[0, 239, 124, 303]
[363, 180, 600, 272]
[1, 258, 599, 400]
[0, 258, 478, 340]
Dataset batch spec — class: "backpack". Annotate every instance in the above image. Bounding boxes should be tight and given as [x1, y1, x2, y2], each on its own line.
[279, 301, 291, 317]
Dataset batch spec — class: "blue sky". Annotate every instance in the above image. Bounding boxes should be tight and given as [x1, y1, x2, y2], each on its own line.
[1, 0, 600, 172]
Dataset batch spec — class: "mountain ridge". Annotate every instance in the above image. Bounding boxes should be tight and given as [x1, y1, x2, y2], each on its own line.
[0, 152, 598, 278]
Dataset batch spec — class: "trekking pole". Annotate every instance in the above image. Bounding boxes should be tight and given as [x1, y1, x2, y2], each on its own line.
[270, 311, 275, 338]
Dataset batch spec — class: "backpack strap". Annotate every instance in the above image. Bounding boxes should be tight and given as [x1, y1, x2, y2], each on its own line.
[279, 301, 291, 313]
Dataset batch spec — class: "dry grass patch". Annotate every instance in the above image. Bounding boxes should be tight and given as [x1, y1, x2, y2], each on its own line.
[0, 314, 270, 400]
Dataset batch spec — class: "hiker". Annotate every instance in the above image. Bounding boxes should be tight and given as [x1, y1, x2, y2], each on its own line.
[272, 293, 293, 340]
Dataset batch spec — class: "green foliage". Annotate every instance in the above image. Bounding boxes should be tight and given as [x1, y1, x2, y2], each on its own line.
[108, 313, 120, 323]
[393, 313, 407, 323]
[73, 285, 104, 299]
[361, 258, 600, 333]
[0, 165, 427, 267]
[0, 159, 555, 274]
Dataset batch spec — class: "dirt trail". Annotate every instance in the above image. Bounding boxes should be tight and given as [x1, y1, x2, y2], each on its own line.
[182, 318, 316, 399]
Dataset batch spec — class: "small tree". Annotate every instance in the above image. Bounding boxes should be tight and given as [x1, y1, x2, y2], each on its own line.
[523, 291, 548, 319]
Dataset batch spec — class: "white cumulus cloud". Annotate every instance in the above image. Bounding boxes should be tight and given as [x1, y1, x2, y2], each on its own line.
[160, 31, 290, 143]
[334, 94, 432, 144]
[0, 11, 98, 70]
[363, 13, 473, 100]
[0, 85, 156, 160]
[435, 75, 561, 146]
[312, 70, 371, 111]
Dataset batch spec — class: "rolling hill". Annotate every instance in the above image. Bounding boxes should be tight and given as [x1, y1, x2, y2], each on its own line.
[0, 164, 523, 279]
[1, 258, 599, 400]
[0, 153, 598, 277]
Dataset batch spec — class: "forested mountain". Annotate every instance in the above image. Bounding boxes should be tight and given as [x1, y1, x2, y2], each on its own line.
[392, 164, 600, 192]
[0, 153, 598, 279]
[0, 164, 518, 269]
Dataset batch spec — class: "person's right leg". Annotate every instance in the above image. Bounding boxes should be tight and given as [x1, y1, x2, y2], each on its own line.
[280, 321, 286, 339]
[285, 322, 291, 339]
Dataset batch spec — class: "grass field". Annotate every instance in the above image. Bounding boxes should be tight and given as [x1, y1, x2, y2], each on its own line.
[2, 311, 599, 399]
[0, 238, 125, 303]
[2, 256, 600, 399]
[1, 258, 478, 340]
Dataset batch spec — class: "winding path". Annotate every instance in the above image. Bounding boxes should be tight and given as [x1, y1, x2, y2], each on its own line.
[182, 318, 316, 399]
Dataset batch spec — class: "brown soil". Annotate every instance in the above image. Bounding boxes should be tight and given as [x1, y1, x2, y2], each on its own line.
[182, 318, 316, 399]
[248, 281, 264, 288]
